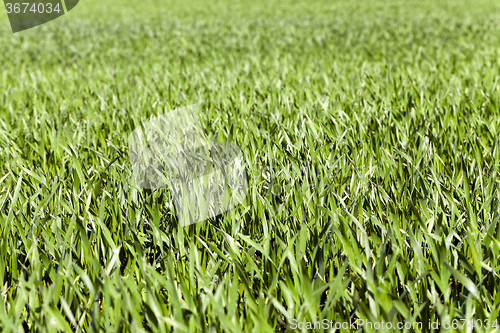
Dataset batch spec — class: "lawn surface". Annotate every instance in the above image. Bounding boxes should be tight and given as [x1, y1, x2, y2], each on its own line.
[1, 0, 500, 331]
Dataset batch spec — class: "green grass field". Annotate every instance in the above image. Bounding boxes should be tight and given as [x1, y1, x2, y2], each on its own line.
[2, 0, 500, 331]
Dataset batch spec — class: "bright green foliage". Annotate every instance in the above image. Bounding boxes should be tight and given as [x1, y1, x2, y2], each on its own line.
[1, 0, 500, 331]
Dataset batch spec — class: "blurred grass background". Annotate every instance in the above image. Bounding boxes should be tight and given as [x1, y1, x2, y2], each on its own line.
[1, 0, 500, 332]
